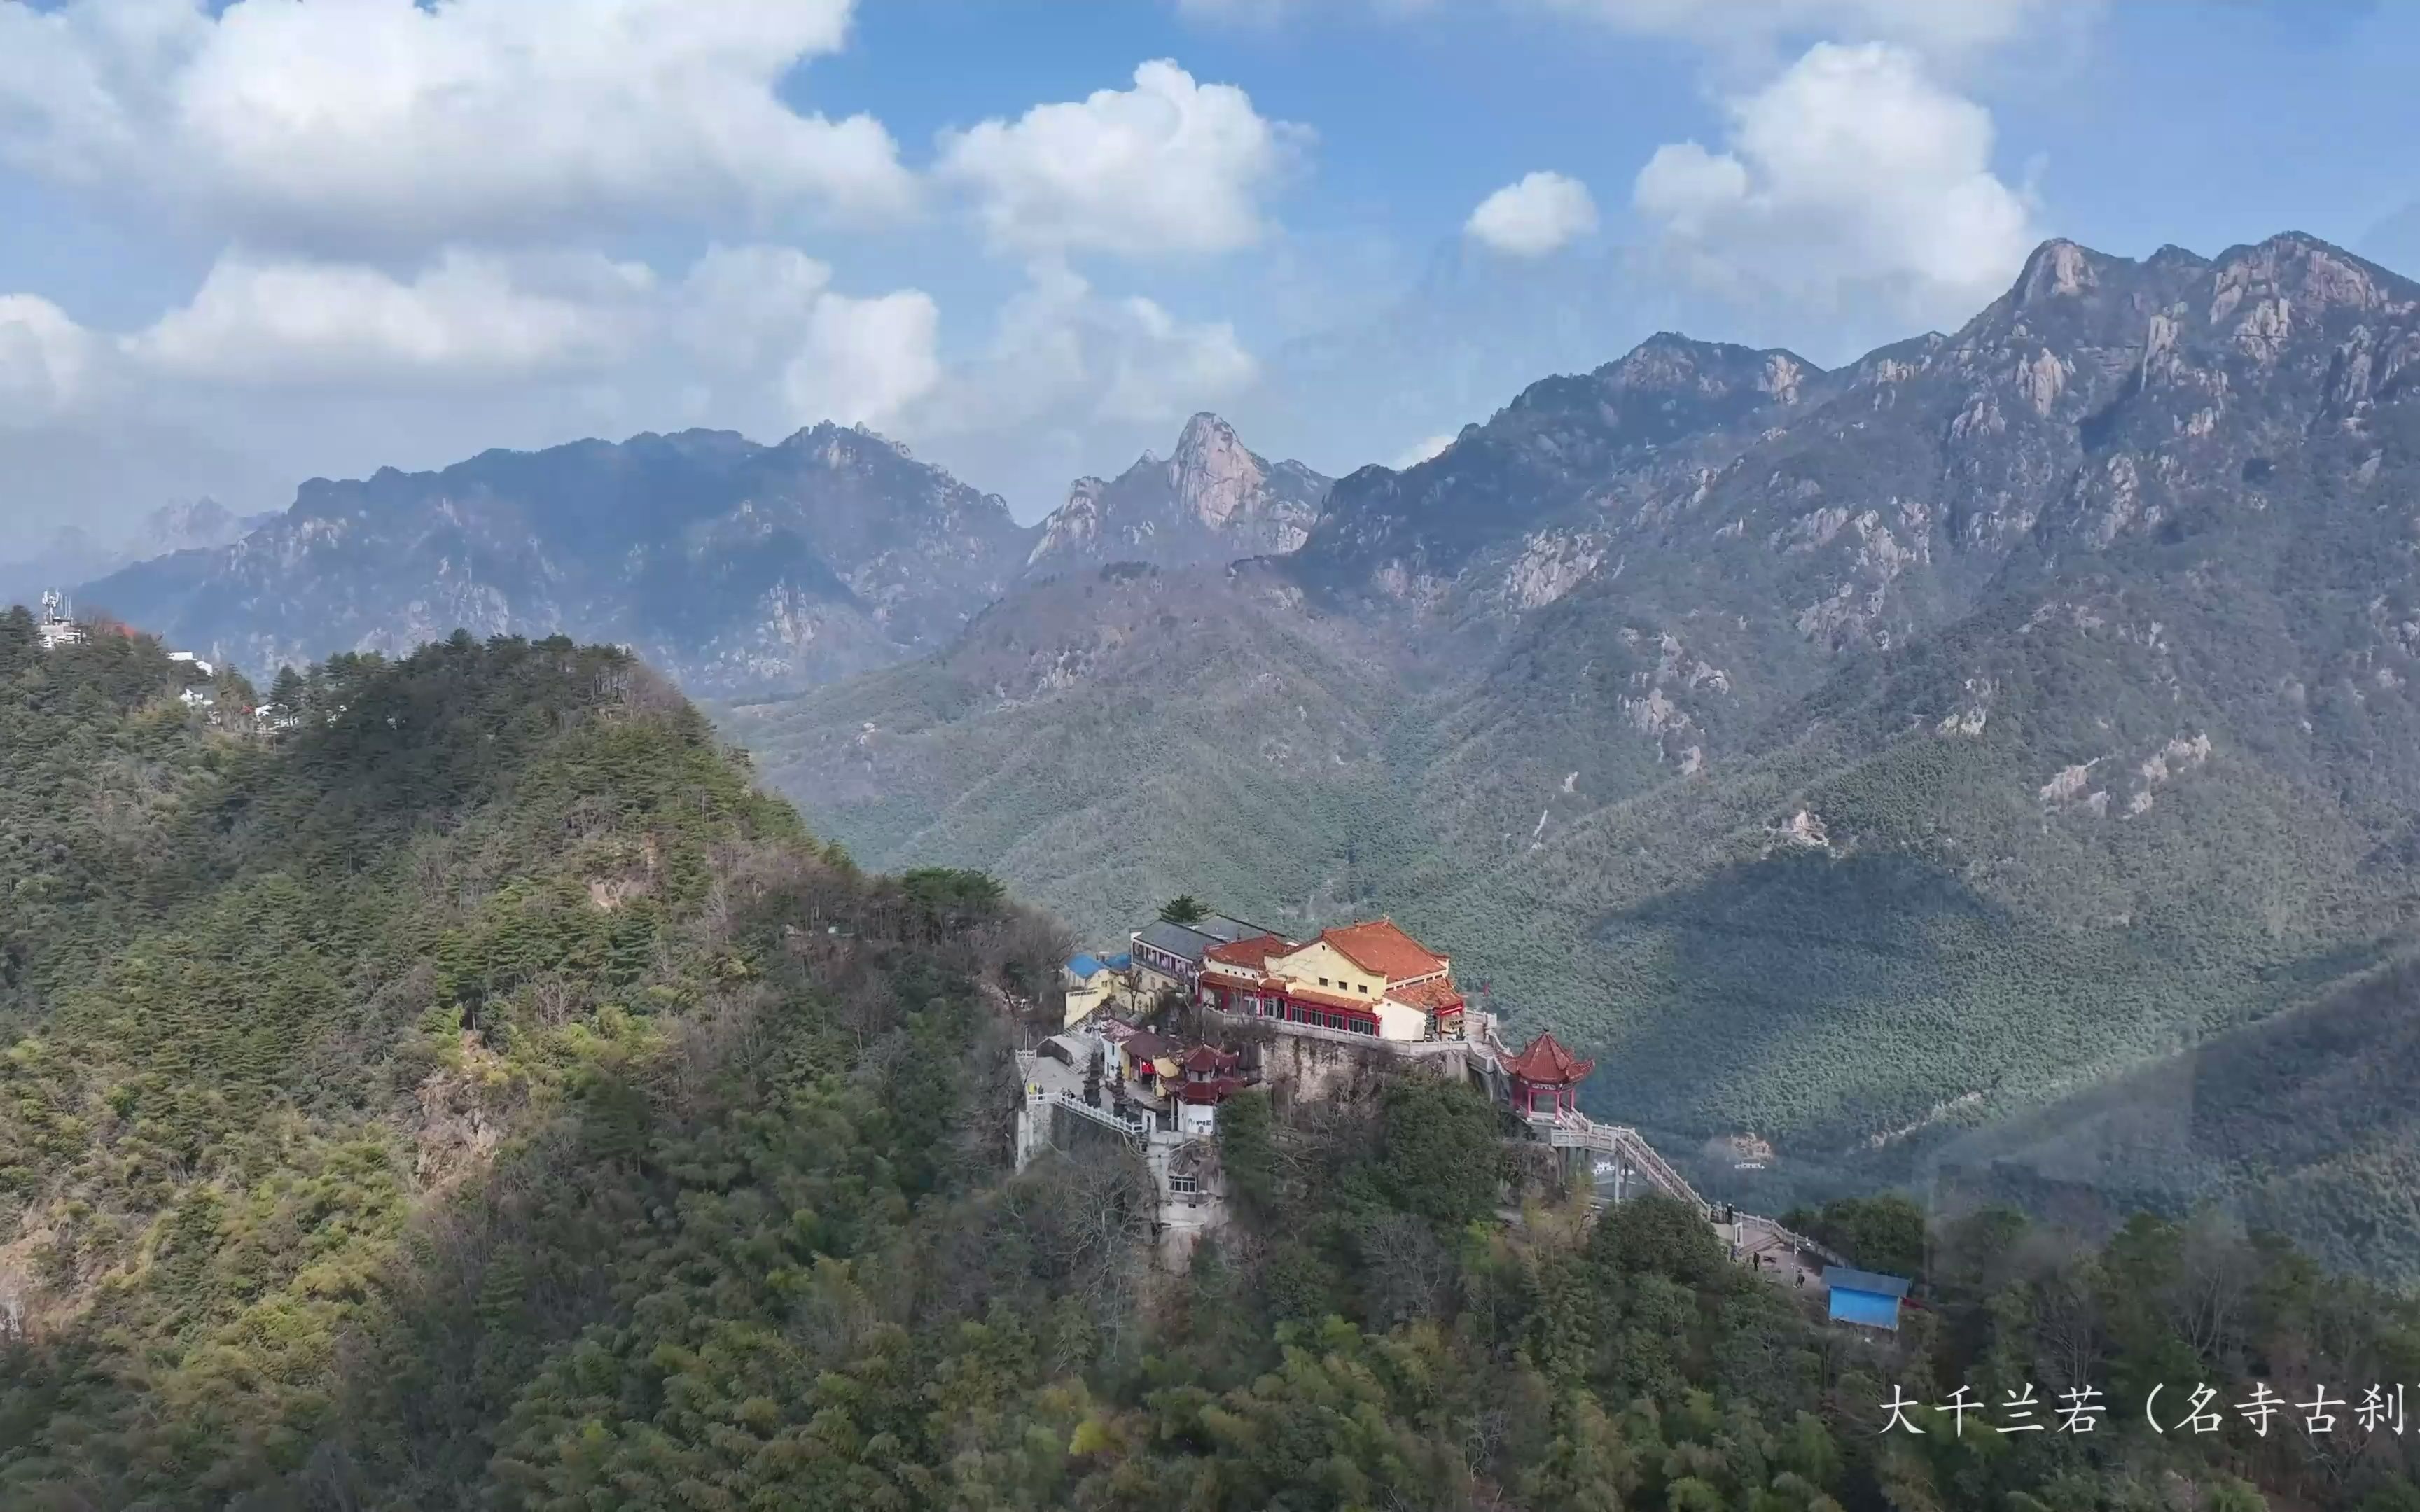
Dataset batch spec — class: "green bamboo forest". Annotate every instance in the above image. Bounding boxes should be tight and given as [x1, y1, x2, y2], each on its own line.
[5, 612, 2419, 1511]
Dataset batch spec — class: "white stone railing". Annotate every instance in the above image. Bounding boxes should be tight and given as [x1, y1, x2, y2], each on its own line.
[1034, 1086, 1148, 1140]
[1203, 1005, 1475, 1057]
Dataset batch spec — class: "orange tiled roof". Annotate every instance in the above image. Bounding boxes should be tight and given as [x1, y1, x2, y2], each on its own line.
[1316, 918, 1448, 982]
[1503, 1030, 1593, 1085]
[1205, 933, 1293, 967]
[1387, 978, 1465, 1010]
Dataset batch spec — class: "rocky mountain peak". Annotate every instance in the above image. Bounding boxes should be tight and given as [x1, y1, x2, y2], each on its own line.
[2010, 237, 2105, 304]
[2208, 230, 2415, 319]
[1025, 414, 1333, 574]
[1169, 412, 1265, 530]
[1173, 410, 1237, 462]
[778, 420, 926, 469]
[1600, 332, 1821, 402]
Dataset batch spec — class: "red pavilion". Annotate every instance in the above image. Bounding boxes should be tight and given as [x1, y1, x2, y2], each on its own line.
[1503, 1030, 1594, 1117]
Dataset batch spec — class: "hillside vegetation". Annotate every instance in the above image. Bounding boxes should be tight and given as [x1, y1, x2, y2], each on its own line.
[723, 561, 1432, 935]
[6, 613, 2418, 1509]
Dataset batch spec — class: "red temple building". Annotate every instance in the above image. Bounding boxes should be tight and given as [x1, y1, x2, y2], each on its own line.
[1503, 1030, 1594, 1116]
[1193, 917, 1468, 1042]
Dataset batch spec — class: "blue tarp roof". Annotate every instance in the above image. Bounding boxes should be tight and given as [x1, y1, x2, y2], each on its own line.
[1825, 1267, 1909, 1330]
[1830, 1288, 1903, 1330]
[1067, 953, 1106, 979]
[1822, 1267, 1912, 1298]
[1105, 952, 1131, 969]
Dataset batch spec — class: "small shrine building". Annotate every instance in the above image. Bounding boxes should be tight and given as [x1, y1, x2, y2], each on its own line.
[1503, 1030, 1594, 1117]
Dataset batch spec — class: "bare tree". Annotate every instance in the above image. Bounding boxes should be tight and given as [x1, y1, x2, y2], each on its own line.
[2032, 1259, 2106, 1395]
[1361, 1212, 1459, 1330]
[998, 1143, 1155, 1348]
[2173, 1211, 2257, 1364]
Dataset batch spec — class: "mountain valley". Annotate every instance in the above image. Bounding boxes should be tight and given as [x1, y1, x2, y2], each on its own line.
[728, 230, 2420, 1275]
[32, 227, 2420, 1278]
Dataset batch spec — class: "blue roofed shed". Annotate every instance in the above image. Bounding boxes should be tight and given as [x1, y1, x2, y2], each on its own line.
[1067, 953, 1107, 982]
[1823, 1267, 1912, 1331]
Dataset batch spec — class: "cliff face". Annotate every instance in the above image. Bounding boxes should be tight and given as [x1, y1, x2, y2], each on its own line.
[1024, 413, 1332, 574]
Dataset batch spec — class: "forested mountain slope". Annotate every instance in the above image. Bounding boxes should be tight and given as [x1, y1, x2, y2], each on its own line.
[6, 610, 2417, 1511]
[723, 560, 1420, 935]
[730, 231, 2420, 1262]
[1928, 950, 2420, 1282]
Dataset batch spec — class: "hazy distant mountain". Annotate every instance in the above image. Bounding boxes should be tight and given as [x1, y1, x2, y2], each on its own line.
[80, 425, 1041, 694]
[2, 498, 271, 609]
[1024, 412, 1331, 574]
[74, 413, 1321, 694]
[730, 230, 2420, 1274]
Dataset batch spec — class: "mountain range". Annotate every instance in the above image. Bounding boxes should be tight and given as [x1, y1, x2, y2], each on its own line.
[31, 226, 2420, 1276]
[76, 413, 1333, 696]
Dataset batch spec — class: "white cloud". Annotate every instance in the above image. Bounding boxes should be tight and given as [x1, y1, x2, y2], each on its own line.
[670, 244, 851, 378]
[914, 260, 1256, 436]
[1466, 172, 1599, 257]
[0, 239, 945, 459]
[1391, 432, 1456, 468]
[938, 60, 1301, 257]
[0, 295, 104, 424]
[1534, 0, 2068, 61]
[130, 251, 651, 385]
[784, 289, 943, 430]
[0, 0, 910, 253]
[5, 238, 1265, 528]
[1631, 41, 2038, 326]
[1179, 0, 2072, 59]
[665, 243, 939, 428]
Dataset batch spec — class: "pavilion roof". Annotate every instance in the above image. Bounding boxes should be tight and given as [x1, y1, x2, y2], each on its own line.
[1179, 1044, 1241, 1074]
[1503, 1030, 1594, 1085]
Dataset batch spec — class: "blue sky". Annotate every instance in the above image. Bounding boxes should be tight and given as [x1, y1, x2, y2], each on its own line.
[3, 0, 2418, 552]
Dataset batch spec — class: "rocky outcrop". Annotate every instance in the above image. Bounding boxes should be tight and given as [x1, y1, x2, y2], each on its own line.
[1025, 413, 1331, 574]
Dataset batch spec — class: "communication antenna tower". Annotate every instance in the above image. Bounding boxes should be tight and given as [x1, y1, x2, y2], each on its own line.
[35, 589, 87, 648]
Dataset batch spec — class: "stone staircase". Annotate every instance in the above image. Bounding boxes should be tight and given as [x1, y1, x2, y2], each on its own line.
[1531, 1110, 1709, 1217]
